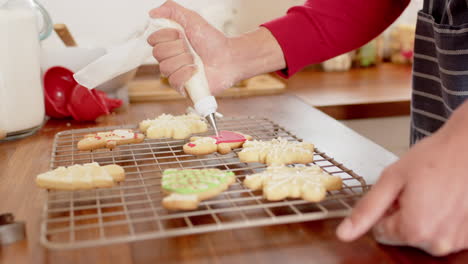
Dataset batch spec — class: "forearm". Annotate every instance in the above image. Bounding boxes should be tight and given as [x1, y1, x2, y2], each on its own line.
[227, 27, 286, 82]
[262, 0, 410, 77]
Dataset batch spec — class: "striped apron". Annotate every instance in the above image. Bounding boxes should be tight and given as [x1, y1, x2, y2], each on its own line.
[411, 0, 468, 144]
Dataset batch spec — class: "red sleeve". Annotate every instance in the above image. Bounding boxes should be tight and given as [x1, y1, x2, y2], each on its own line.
[262, 0, 410, 78]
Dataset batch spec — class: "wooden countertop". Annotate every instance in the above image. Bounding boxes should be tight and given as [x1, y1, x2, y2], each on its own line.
[1, 95, 465, 263]
[286, 64, 412, 119]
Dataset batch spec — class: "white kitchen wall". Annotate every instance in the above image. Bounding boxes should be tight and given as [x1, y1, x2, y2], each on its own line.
[40, 0, 423, 54]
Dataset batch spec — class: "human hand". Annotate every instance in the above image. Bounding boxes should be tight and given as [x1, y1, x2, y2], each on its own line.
[147, 1, 286, 96]
[336, 103, 468, 256]
[147, 0, 237, 95]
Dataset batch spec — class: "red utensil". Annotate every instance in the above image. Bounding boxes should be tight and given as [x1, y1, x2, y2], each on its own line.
[67, 84, 109, 121]
[92, 89, 122, 111]
[43, 66, 76, 118]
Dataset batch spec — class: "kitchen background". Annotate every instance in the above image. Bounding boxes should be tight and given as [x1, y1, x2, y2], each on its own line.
[40, 0, 423, 157]
[40, 0, 423, 50]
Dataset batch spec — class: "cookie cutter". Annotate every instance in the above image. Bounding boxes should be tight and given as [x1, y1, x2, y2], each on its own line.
[0, 213, 26, 245]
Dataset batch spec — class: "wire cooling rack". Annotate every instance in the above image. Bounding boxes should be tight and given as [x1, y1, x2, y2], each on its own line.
[40, 116, 369, 249]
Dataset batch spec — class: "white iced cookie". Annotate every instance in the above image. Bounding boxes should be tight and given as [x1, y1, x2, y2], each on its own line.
[238, 137, 314, 165]
[36, 162, 125, 190]
[139, 113, 208, 139]
[244, 165, 342, 202]
[77, 129, 145, 151]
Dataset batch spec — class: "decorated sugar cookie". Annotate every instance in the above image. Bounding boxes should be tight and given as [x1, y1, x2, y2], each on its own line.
[139, 113, 208, 139]
[244, 165, 342, 202]
[36, 162, 125, 190]
[162, 169, 236, 210]
[77, 129, 145, 151]
[238, 137, 314, 165]
[183, 131, 253, 155]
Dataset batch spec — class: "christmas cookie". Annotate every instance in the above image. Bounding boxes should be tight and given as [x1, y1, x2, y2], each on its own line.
[139, 113, 208, 140]
[238, 138, 314, 165]
[183, 131, 252, 155]
[161, 169, 236, 210]
[36, 162, 125, 190]
[244, 165, 342, 202]
[77, 129, 145, 151]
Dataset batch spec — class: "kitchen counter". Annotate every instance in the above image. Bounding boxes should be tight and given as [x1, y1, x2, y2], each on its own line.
[0, 95, 465, 263]
[286, 63, 412, 119]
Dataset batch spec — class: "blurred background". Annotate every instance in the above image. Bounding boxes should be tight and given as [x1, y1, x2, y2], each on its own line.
[40, 0, 423, 52]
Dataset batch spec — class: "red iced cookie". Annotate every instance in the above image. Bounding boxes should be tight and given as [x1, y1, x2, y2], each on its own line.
[210, 131, 247, 144]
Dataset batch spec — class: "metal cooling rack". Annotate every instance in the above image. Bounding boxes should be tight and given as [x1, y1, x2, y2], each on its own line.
[40, 116, 370, 250]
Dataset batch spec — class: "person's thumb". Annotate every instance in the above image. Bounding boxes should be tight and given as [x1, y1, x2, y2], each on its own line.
[336, 167, 405, 242]
[149, 0, 192, 27]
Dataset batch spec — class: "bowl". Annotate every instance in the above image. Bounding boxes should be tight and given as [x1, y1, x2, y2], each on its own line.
[43, 66, 77, 118]
[67, 84, 109, 121]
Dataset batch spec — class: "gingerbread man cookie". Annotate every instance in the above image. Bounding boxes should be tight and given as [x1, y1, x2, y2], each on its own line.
[238, 137, 314, 165]
[162, 169, 236, 210]
[77, 129, 145, 151]
[139, 113, 208, 140]
[36, 162, 125, 190]
[183, 131, 253, 155]
[244, 165, 342, 202]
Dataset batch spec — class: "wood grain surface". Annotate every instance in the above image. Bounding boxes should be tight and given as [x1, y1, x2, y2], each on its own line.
[286, 63, 412, 119]
[1, 95, 465, 264]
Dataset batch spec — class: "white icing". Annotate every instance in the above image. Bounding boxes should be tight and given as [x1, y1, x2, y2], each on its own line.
[141, 114, 207, 138]
[243, 138, 312, 153]
[112, 129, 135, 139]
[240, 138, 313, 165]
[96, 129, 135, 141]
[165, 193, 198, 202]
[193, 137, 216, 145]
[245, 165, 338, 200]
[36, 163, 116, 189]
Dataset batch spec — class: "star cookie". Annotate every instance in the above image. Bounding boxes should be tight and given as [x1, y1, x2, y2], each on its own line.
[238, 138, 314, 165]
[139, 113, 208, 139]
[77, 129, 145, 151]
[183, 131, 253, 155]
[36, 162, 125, 190]
[243, 165, 342, 202]
[161, 169, 236, 210]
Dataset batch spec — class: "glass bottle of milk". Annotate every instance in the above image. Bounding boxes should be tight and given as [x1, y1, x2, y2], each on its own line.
[0, 0, 52, 141]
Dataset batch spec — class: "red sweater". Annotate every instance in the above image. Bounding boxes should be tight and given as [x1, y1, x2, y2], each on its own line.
[262, 0, 411, 78]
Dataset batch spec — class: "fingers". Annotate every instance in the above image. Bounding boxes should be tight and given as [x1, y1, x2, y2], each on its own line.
[336, 166, 405, 242]
[152, 39, 188, 62]
[149, 0, 194, 27]
[160, 52, 194, 78]
[168, 64, 197, 94]
[147, 29, 181, 46]
[148, 0, 177, 19]
[147, 27, 197, 95]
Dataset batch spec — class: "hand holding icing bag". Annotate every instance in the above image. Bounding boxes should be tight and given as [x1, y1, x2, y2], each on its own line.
[74, 18, 219, 134]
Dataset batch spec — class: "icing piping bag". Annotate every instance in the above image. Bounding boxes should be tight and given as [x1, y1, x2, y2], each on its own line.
[74, 18, 219, 135]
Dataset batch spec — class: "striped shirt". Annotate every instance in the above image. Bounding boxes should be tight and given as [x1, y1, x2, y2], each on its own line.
[412, 0, 468, 143]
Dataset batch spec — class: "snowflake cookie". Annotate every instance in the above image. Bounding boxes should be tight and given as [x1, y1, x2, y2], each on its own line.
[244, 165, 342, 202]
[183, 131, 253, 155]
[139, 113, 208, 139]
[162, 169, 236, 210]
[238, 137, 314, 165]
